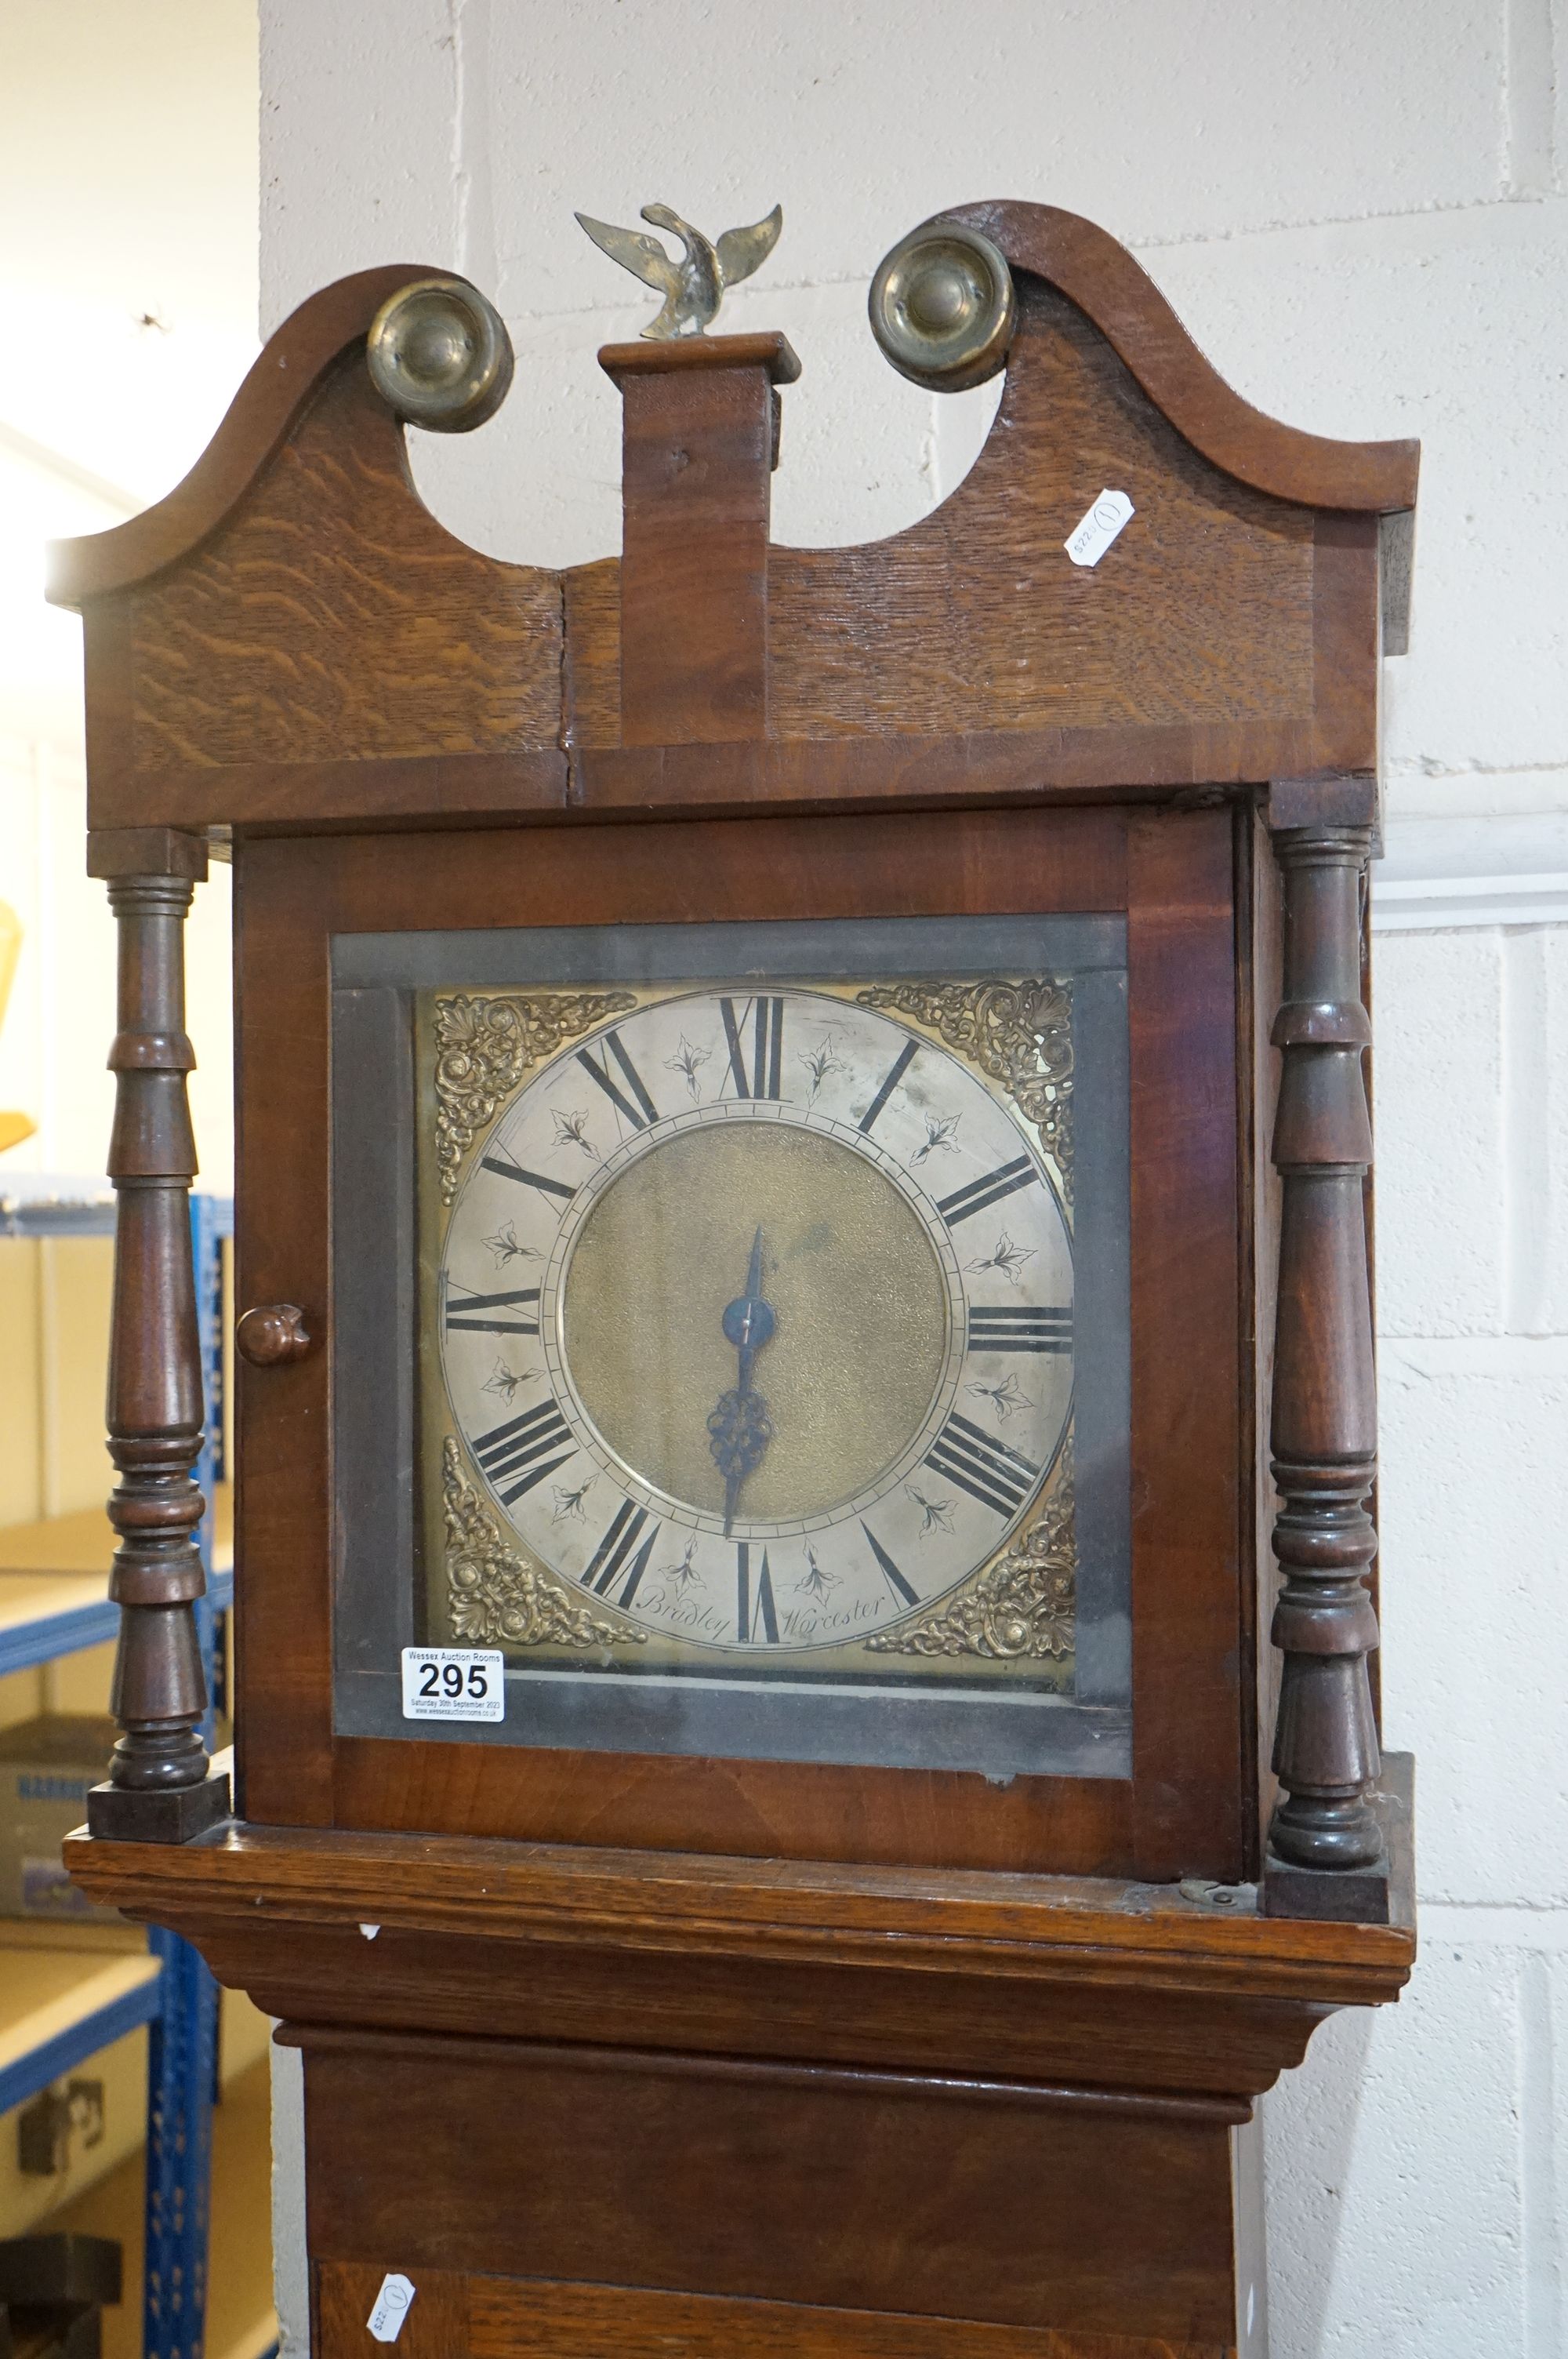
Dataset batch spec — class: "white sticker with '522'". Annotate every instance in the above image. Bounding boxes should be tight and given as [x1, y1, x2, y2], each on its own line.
[1064, 487, 1134, 568]
[400, 1646, 504, 1723]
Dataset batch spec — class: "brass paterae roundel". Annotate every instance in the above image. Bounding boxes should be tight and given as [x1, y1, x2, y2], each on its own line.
[868, 222, 1016, 394]
[365, 276, 514, 432]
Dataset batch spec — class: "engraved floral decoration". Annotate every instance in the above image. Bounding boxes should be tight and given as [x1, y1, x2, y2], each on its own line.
[967, 1370, 1032, 1423]
[906, 1485, 956, 1538]
[664, 1034, 712, 1103]
[443, 1435, 644, 1650]
[797, 1545, 838, 1601]
[866, 1445, 1075, 1660]
[484, 1219, 537, 1267]
[798, 1034, 848, 1106]
[855, 976, 1073, 1202]
[434, 990, 637, 1202]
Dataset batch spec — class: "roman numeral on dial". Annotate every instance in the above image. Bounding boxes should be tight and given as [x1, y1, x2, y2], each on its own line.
[736, 1543, 779, 1642]
[857, 1038, 918, 1135]
[577, 1031, 659, 1129]
[445, 1285, 541, 1335]
[967, 1304, 1073, 1354]
[583, 1499, 659, 1608]
[471, 1399, 575, 1505]
[937, 1155, 1042, 1227]
[720, 997, 784, 1100]
[861, 1522, 919, 1609]
[479, 1147, 576, 1204]
[924, 1412, 1040, 1518]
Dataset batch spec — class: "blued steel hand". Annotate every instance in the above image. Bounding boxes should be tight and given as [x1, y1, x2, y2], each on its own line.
[707, 1226, 775, 1533]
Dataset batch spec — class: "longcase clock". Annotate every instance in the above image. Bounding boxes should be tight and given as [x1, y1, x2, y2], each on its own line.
[54, 202, 1418, 2359]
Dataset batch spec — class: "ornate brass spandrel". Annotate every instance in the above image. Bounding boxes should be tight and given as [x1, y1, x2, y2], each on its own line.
[575, 202, 782, 339]
[434, 990, 638, 1201]
[866, 1441, 1075, 1662]
[855, 975, 1074, 1203]
[443, 1434, 645, 1652]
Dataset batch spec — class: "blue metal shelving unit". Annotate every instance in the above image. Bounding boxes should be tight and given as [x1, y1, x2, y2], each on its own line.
[0, 1965, 167, 2120]
[0, 1188, 234, 2359]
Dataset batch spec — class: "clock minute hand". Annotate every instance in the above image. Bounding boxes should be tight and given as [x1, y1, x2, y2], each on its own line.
[708, 1226, 776, 1534]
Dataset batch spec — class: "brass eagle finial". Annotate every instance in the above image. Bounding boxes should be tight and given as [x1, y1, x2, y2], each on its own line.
[574, 202, 782, 340]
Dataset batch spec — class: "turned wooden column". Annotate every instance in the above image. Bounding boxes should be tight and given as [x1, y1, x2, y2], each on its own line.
[85, 826, 230, 1841]
[1262, 781, 1386, 1921]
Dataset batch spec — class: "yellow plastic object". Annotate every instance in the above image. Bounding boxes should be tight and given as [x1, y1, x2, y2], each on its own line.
[0, 901, 37, 1154]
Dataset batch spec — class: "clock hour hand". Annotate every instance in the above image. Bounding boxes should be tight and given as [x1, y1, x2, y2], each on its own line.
[707, 1226, 776, 1534]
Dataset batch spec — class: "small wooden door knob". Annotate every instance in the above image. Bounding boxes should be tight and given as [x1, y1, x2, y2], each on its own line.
[236, 1303, 312, 1367]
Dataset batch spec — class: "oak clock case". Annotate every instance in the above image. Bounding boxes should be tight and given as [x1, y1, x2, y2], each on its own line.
[332, 916, 1132, 1777]
[52, 200, 1421, 2359]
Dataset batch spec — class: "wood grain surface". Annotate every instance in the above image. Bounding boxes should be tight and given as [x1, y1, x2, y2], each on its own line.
[299, 2034, 1240, 2344]
[763, 287, 1315, 747]
[54, 209, 1406, 837]
[83, 827, 229, 1837]
[62, 1761, 1417, 2006]
[191, 1914, 1345, 2098]
[228, 803, 1255, 1874]
[615, 356, 775, 743]
[129, 365, 561, 777]
[232, 803, 1128, 1839]
[1126, 812, 1246, 1880]
[50, 201, 1420, 2359]
[1261, 809, 1386, 1916]
[231, 823, 335, 1828]
[64, 1765, 1410, 2358]
[63, 1758, 1415, 2115]
[318, 2262, 1234, 2359]
[1246, 808, 1285, 1859]
[949, 203, 1418, 514]
[329, 1738, 1132, 1877]
[562, 283, 1321, 758]
[1308, 512, 1380, 776]
[46, 264, 438, 606]
[48, 202, 1412, 620]
[598, 332, 802, 386]
[85, 725, 1345, 838]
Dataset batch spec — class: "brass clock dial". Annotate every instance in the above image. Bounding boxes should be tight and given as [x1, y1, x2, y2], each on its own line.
[435, 983, 1073, 1655]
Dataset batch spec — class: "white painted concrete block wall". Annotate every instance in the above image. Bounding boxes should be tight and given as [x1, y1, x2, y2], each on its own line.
[0, 737, 234, 1186]
[0, 1, 254, 1194]
[258, 6, 1568, 2351]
